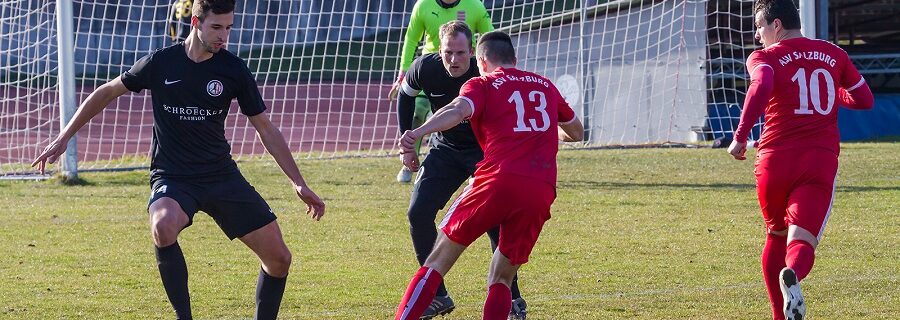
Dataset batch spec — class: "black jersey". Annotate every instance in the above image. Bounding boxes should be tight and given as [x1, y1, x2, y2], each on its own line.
[120, 43, 266, 178]
[404, 53, 480, 150]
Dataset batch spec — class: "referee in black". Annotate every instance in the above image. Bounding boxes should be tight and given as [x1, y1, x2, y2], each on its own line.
[397, 21, 526, 319]
[32, 1, 325, 319]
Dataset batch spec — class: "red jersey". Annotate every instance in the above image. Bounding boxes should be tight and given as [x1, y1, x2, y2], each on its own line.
[738, 38, 865, 155]
[458, 67, 576, 186]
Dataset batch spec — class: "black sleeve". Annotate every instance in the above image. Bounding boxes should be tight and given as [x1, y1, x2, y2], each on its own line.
[397, 55, 426, 133]
[397, 91, 416, 134]
[236, 65, 266, 117]
[405, 56, 424, 91]
[120, 53, 154, 93]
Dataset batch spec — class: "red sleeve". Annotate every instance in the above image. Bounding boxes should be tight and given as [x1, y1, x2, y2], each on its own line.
[734, 51, 774, 143]
[839, 51, 865, 90]
[459, 77, 486, 122]
[554, 85, 576, 124]
[837, 53, 874, 110]
[838, 80, 874, 110]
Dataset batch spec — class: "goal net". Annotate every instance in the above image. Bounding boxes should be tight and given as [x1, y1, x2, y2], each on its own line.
[1, 0, 757, 176]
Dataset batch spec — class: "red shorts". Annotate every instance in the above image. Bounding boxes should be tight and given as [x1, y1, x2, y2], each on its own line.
[755, 148, 838, 239]
[439, 174, 556, 265]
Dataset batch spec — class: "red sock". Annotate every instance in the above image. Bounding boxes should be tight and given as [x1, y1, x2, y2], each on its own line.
[786, 240, 815, 281]
[396, 267, 443, 320]
[762, 233, 787, 320]
[483, 283, 512, 320]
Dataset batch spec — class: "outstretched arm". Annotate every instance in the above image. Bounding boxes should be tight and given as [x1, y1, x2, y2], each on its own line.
[32, 77, 130, 173]
[249, 113, 325, 220]
[558, 117, 584, 142]
[399, 97, 471, 151]
[397, 97, 471, 171]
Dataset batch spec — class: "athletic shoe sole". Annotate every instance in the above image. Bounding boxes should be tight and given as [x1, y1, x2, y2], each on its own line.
[780, 268, 806, 320]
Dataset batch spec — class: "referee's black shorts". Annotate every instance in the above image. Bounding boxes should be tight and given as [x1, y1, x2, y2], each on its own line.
[148, 172, 276, 239]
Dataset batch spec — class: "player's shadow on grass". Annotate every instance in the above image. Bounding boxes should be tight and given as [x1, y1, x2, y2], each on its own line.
[559, 180, 755, 190]
[559, 180, 900, 193]
[834, 185, 900, 192]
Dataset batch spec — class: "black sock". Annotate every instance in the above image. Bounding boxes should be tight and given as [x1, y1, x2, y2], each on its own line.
[155, 242, 191, 320]
[510, 274, 522, 300]
[435, 281, 449, 297]
[255, 268, 287, 320]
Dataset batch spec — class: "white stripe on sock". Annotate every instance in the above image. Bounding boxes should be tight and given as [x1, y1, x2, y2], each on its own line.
[399, 268, 434, 320]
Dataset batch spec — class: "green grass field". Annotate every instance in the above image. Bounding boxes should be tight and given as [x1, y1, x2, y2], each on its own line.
[2, 144, 898, 319]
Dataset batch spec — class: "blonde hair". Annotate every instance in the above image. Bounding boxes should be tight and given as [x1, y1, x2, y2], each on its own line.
[439, 20, 473, 43]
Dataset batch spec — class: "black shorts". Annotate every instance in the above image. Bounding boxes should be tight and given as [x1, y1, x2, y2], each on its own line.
[415, 145, 482, 188]
[148, 172, 276, 239]
[409, 146, 483, 215]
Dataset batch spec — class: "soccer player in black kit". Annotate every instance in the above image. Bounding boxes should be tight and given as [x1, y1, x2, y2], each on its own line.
[397, 21, 527, 319]
[31, 1, 325, 319]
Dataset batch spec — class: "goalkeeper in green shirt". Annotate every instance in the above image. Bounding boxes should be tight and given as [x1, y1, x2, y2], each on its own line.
[389, 0, 494, 183]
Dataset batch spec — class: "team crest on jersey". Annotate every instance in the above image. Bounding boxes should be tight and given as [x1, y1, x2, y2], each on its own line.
[206, 80, 223, 97]
[456, 11, 466, 21]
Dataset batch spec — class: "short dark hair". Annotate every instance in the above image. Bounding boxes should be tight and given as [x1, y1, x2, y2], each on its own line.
[439, 20, 473, 43]
[476, 31, 516, 65]
[754, 0, 801, 30]
[192, 0, 235, 22]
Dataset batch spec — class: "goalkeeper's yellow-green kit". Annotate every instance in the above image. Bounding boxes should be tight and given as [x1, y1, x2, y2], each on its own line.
[399, 0, 494, 72]
[398, 0, 494, 154]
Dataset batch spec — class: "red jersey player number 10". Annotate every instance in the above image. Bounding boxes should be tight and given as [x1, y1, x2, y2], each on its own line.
[792, 67, 836, 115]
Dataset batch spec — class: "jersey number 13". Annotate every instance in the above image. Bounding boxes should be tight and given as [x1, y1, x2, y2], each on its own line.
[509, 90, 551, 132]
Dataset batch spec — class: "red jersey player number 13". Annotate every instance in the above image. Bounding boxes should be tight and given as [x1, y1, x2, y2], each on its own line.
[459, 68, 577, 187]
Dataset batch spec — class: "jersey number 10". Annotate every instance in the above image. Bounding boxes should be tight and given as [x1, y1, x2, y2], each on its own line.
[792, 68, 836, 115]
[509, 90, 551, 132]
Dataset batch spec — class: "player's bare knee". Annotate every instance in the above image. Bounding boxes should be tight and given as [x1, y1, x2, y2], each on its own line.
[423, 232, 466, 275]
[487, 249, 519, 286]
[487, 270, 515, 287]
[276, 249, 293, 269]
[423, 257, 452, 276]
[149, 207, 185, 246]
[487, 276, 514, 289]
[150, 218, 180, 247]
[264, 249, 292, 277]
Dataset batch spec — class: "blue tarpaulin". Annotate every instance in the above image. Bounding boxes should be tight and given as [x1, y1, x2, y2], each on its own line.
[704, 94, 899, 142]
[839, 94, 900, 141]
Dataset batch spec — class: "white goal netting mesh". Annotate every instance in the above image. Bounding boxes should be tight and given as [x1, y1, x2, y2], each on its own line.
[1, 0, 758, 176]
